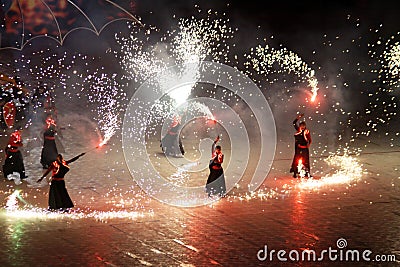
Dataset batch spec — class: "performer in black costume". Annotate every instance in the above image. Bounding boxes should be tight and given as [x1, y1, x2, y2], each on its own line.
[206, 136, 226, 197]
[0, 85, 13, 129]
[3, 128, 27, 180]
[160, 116, 184, 157]
[37, 153, 85, 211]
[290, 113, 312, 178]
[40, 116, 58, 169]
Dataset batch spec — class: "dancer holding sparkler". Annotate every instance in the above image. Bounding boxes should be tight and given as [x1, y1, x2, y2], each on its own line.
[37, 153, 85, 212]
[290, 113, 312, 178]
[206, 135, 226, 197]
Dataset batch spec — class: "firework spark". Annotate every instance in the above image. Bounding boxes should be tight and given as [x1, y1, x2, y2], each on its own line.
[4, 207, 150, 222]
[245, 44, 319, 102]
[378, 38, 400, 88]
[84, 72, 126, 146]
[115, 14, 234, 115]
[298, 153, 364, 190]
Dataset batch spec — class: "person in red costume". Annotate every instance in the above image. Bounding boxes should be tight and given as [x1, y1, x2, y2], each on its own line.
[37, 153, 85, 212]
[206, 135, 226, 197]
[290, 113, 312, 178]
[2, 127, 27, 180]
[160, 115, 185, 157]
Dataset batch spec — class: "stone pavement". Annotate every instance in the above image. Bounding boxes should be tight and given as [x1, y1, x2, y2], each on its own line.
[0, 116, 399, 266]
[1, 146, 400, 267]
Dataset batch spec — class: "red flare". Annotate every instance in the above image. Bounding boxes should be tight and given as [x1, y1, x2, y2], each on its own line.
[97, 141, 106, 148]
[206, 115, 217, 125]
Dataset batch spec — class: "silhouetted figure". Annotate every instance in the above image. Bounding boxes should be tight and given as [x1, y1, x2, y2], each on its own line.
[290, 113, 312, 178]
[37, 153, 85, 212]
[161, 116, 185, 157]
[206, 136, 226, 197]
[3, 128, 27, 181]
[40, 116, 58, 169]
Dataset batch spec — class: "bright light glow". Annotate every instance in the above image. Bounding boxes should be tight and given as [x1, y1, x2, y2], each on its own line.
[298, 154, 364, 190]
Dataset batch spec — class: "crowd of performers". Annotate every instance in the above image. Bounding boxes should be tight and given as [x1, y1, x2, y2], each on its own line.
[2, 108, 313, 210]
[0, 74, 56, 129]
[1, 111, 83, 212]
[160, 112, 313, 197]
[1, 72, 313, 210]
[0, 73, 83, 212]
[2, 117, 60, 181]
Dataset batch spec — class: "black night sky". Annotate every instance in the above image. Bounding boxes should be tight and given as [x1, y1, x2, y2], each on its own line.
[127, 0, 400, 64]
[131, 0, 400, 36]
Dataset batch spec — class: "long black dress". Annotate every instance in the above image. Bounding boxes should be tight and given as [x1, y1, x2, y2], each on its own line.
[290, 118, 312, 177]
[206, 143, 226, 197]
[40, 125, 58, 169]
[161, 121, 184, 156]
[3, 145, 27, 179]
[47, 155, 80, 211]
[3, 130, 27, 179]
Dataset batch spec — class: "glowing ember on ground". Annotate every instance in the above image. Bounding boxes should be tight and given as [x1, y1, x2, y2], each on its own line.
[298, 154, 364, 190]
[5, 190, 21, 211]
[297, 159, 306, 178]
[3, 208, 150, 222]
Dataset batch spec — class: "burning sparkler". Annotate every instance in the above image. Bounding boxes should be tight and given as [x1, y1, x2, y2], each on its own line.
[84, 72, 125, 148]
[297, 159, 306, 178]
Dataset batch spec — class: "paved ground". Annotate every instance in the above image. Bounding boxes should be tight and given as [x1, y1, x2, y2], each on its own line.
[0, 129, 399, 267]
[0, 111, 399, 267]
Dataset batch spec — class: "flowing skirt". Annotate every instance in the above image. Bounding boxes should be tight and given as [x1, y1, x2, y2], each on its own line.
[206, 168, 226, 196]
[161, 134, 184, 156]
[3, 150, 27, 179]
[48, 180, 74, 211]
[40, 139, 58, 168]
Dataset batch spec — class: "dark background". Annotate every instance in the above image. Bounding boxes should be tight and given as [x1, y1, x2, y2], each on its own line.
[130, 0, 400, 39]
[1, 0, 399, 137]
